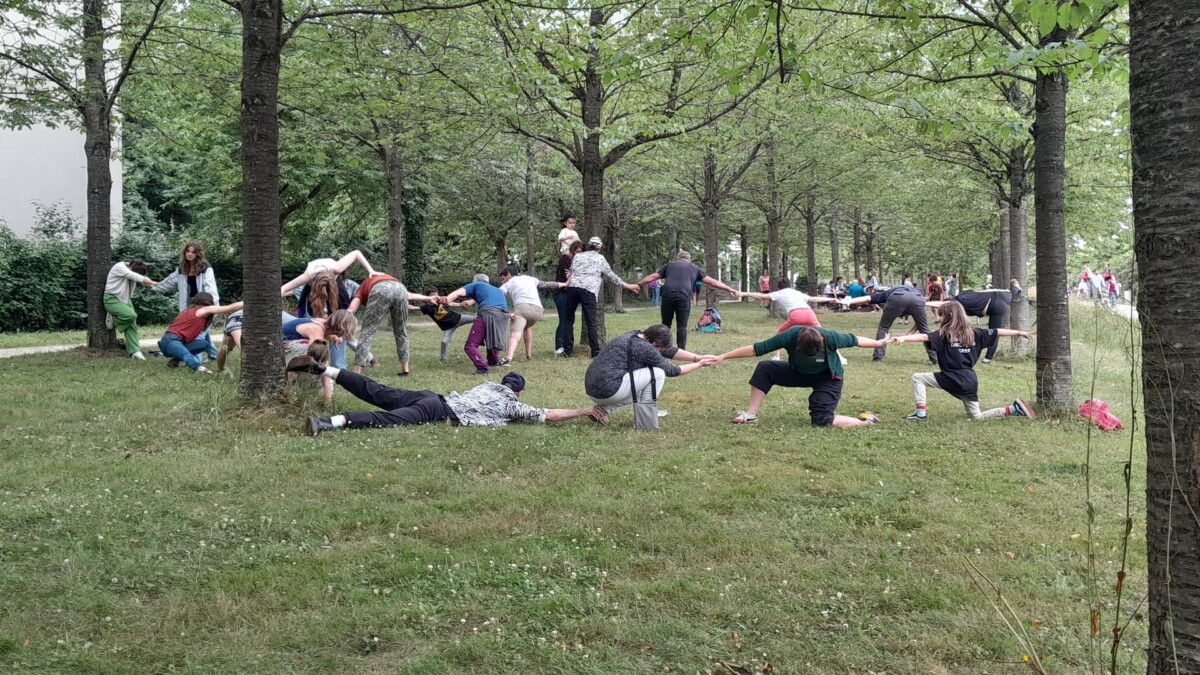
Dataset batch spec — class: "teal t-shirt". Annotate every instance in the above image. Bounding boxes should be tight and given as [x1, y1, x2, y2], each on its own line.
[752, 326, 857, 378]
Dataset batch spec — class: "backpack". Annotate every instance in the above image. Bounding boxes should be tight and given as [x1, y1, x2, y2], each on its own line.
[694, 307, 722, 333]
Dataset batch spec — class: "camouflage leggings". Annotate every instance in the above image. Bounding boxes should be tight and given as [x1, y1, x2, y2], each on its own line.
[356, 280, 410, 367]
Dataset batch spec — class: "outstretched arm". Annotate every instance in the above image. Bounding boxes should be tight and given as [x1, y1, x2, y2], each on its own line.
[196, 301, 244, 318]
[741, 291, 771, 301]
[636, 271, 662, 286]
[544, 406, 608, 423]
[442, 287, 468, 304]
[856, 335, 888, 349]
[702, 276, 738, 297]
[809, 296, 841, 305]
[840, 295, 872, 307]
[330, 250, 377, 277]
[995, 329, 1034, 339]
[923, 300, 951, 309]
[715, 344, 758, 362]
[891, 333, 931, 345]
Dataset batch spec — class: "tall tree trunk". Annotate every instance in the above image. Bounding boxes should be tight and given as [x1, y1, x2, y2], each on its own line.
[1133, 0, 1200, 668]
[524, 140, 537, 276]
[609, 225, 624, 312]
[852, 209, 862, 281]
[495, 236, 507, 275]
[238, 0, 286, 399]
[702, 152, 721, 307]
[1033, 33, 1073, 409]
[82, 0, 116, 351]
[739, 223, 750, 294]
[578, 8, 607, 342]
[667, 221, 678, 257]
[385, 144, 404, 278]
[804, 196, 818, 296]
[1008, 146, 1031, 355]
[998, 201, 1012, 293]
[864, 227, 875, 283]
[402, 185, 427, 290]
[828, 220, 841, 283]
[764, 137, 782, 282]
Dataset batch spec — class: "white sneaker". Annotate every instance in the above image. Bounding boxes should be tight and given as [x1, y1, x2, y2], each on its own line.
[657, 409, 669, 418]
[131, 352, 146, 361]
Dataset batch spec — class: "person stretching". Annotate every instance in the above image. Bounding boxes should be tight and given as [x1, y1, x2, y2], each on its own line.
[925, 280, 1023, 362]
[840, 284, 937, 364]
[157, 293, 243, 375]
[584, 324, 717, 416]
[441, 274, 511, 375]
[497, 266, 565, 364]
[716, 326, 886, 427]
[285, 359, 607, 434]
[635, 251, 738, 350]
[346, 273, 433, 377]
[739, 278, 842, 359]
[280, 251, 378, 297]
[104, 260, 159, 360]
[282, 310, 358, 403]
[892, 302, 1035, 421]
[411, 286, 476, 364]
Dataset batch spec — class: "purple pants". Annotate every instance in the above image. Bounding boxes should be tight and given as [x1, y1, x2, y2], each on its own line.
[464, 315, 499, 369]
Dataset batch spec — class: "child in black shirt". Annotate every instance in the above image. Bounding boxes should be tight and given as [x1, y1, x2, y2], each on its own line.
[891, 302, 1035, 421]
[410, 286, 475, 363]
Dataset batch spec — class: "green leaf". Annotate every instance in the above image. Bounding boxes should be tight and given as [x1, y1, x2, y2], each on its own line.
[799, 70, 812, 88]
[742, 4, 760, 21]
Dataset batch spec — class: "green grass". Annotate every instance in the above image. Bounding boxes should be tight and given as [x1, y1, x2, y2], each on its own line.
[0, 304, 1147, 674]
[0, 325, 170, 350]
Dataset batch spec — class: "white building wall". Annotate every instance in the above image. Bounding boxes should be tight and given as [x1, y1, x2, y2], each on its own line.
[0, 124, 123, 236]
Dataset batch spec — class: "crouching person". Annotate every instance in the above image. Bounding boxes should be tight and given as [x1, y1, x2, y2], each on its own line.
[286, 359, 607, 434]
[157, 293, 243, 375]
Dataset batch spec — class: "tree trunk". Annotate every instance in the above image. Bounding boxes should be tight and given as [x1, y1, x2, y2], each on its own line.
[579, 10, 606, 342]
[667, 221, 678, 257]
[828, 220, 841, 283]
[402, 185, 427, 290]
[864, 228, 875, 283]
[609, 225, 624, 312]
[495, 235, 507, 275]
[82, 0, 116, 351]
[804, 196, 818, 296]
[1033, 40, 1073, 409]
[1132, 2, 1200, 669]
[739, 223, 750, 294]
[998, 202, 1012, 294]
[385, 144, 404, 278]
[1008, 146, 1031, 355]
[765, 139, 782, 283]
[852, 209, 862, 281]
[702, 152, 721, 307]
[524, 140, 536, 276]
[238, 0, 286, 399]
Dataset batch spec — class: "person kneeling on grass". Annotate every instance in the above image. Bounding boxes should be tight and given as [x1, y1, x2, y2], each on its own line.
[891, 302, 1036, 421]
[286, 358, 608, 434]
[584, 324, 718, 418]
[157, 293, 244, 375]
[715, 326, 887, 427]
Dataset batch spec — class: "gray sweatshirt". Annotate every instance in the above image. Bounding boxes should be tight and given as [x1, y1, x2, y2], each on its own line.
[105, 263, 148, 303]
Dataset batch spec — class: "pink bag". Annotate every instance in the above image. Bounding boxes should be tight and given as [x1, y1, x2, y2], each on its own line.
[1079, 399, 1123, 431]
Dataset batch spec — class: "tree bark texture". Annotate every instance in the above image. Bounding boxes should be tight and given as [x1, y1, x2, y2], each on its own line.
[524, 140, 536, 276]
[1008, 147, 1031, 354]
[804, 195, 818, 296]
[702, 152, 721, 307]
[739, 224, 750, 293]
[82, 0, 117, 351]
[764, 138, 782, 284]
[385, 144, 405, 278]
[828, 221, 841, 283]
[238, 0, 286, 399]
[1131, 1, 1200, 670]
[1033, 44, 1073, 409]
[852, 209, 862, 281]
[998, 204, 1012, 291]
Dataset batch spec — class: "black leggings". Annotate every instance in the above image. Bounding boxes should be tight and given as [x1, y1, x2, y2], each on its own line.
[981, 298, 1009, 360]
[873, 294, 937, 364]
[660, 291, 692, 350]
[335, 370, 452, 428]
[562, 287, 600, 357]
[748, 361, 843, 427]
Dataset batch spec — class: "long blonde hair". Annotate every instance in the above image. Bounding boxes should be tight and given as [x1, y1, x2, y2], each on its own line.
[322, 309, 357, 341]
[935, 302, 975, 347]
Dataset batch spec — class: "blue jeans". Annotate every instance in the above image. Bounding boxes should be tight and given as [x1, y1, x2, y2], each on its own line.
[330, 340, 349, 369]
[158, 333, 213, 371]
[651, 285, 661, 307]
[554, 292, 569, 350]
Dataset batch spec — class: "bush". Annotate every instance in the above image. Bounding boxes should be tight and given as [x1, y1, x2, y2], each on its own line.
[0, 227, 87, 331]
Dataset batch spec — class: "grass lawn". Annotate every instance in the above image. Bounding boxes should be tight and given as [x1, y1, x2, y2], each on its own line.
[0, 302, 1146, 674]
[0, 326, 170, 350]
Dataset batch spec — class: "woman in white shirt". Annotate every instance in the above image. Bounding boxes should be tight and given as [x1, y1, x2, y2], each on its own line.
[497, 266, 565, 364]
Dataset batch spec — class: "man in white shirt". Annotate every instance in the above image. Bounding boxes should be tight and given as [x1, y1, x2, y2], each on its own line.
[498, 266, 566, 364]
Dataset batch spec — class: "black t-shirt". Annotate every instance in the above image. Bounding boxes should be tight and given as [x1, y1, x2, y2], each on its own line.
[868, 285, 920, 305]
[421, 303, 464, 330]
[954, 290, 1010, 317]
[929, 328, 998, 401]
[657, 260, 705, 295]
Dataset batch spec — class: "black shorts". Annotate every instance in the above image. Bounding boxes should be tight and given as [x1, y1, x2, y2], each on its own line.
[748, 360, 843, 426]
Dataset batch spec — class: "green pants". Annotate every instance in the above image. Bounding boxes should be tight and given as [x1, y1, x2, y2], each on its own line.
[103, 293, 141, 355]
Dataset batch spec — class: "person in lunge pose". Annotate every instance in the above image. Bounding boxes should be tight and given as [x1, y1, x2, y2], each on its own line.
[346, 272, 434, 377]
[411, 286, 475, 364]
[104, 260, 159, 360]
[497, 266, 565, 364]
[287, 358, 607, 434]
[840, 284, 937, 364]
[925, 280, 1023, 362]
[157, 293, 244, 375]
[891, 302, 1035, 421]
[715, 326, 886, 427]
[635, 251, 738, 350]
[584, 324, 717, 416]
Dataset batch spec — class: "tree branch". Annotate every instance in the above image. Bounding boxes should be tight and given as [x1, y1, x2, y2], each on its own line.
[109, 0, 168, 109]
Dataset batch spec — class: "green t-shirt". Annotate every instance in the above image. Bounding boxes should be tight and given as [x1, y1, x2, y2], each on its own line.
[752, 326, 858, 378]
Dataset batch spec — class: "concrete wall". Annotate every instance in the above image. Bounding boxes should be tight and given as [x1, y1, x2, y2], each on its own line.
[0, 125, 123, 236]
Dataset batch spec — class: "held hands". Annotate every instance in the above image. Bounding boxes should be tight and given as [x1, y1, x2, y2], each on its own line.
[587, 405, 609, 424]
[624, 283, 641, 294]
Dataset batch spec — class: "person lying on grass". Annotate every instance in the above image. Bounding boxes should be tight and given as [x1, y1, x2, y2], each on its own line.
[714, 326, 887, 427]
[157, 293, 244, 375]
[890, 302, 1036, 422]
[286, 358, 608, 435]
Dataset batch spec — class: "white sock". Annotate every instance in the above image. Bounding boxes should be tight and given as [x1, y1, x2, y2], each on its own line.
[323, 367, 339, 379]
[330, 414, 347, 428]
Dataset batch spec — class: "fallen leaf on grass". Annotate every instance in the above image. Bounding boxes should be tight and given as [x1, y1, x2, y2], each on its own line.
[123, 452, 132, 460]
[732, 630, 741, 651]
[1025, 486, 1034, 493]
[1005, 551, 1015, 559]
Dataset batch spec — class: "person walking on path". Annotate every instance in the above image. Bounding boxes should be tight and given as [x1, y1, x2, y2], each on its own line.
[925, 281, 1023, 362]
[346, 273, 434, 377]
[104, 260, 159, 360]
[441, 274, 512, 375]
[584, 324, 717, 416]
[287, 360, 606, 433]
[498, 266, 565, 364]
[635, 251, 739, 350]
[561, 237, 640, 358]
[891, 302, 1035, 421]
[157, 293, 243, 375]
[715, 326, 886, 427]
[840, 284, 938, 364]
